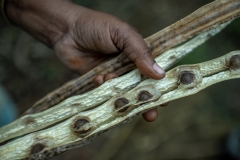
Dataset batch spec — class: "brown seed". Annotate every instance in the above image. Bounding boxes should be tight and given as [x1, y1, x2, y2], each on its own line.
[24, 116, 35, 126]
[228, 55, 240, 70]
[179, 71, 195, 85]
[138, 91, 153, 101]
[114, 98, 129, 113]
[74, 119, 88, 130]
[73, 118, 90, 134]
[31, 143, 46, 154]
[114, 98, 129, 110]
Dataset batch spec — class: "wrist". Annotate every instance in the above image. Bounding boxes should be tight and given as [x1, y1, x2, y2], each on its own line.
[5, 0, 78, 48]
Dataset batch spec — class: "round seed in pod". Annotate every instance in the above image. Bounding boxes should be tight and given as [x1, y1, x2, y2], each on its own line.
[179, 71, 195, 85]
[74, 119, 88, 131]
[72, 118, 92, 136]
[114, 98, 129, 112]
[138, 91, 153, 102]
[23, 116, 36, 126]
[31, 143, 46, 154]
[228, 54, 240, 70]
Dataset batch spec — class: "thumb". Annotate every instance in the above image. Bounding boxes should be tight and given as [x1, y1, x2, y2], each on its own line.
[112, 23, 165, 80]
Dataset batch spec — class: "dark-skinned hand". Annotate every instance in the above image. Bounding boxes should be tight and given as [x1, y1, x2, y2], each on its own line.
[6, 0, 167, 122]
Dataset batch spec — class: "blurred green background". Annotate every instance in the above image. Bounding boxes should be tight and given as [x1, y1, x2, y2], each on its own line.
[1, 0, 240, 159]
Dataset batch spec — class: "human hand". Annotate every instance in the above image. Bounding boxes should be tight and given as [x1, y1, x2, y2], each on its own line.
[5, 0, 166, 122]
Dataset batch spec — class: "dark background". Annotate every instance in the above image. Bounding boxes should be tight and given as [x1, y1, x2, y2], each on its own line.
[1, 0, 240, 159]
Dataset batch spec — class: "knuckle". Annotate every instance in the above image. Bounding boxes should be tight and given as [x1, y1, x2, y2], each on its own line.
[120, 22, 132, 32]
[116, 22, 132, 40]
[132, 54, 144, 63]
[142, 47, 152, 57]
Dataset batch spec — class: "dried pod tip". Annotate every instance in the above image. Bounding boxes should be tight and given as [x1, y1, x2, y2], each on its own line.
[179, 71, 195, 85]
[73, 118, 91, 134]
[138, 91, 153, 102]
[31, 143, 46, 154]
[228, 55, 240, 70]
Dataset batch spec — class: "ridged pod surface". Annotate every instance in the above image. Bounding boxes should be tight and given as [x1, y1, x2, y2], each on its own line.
[1, 50, 240, 159]
[23, 0, 240, 115]
[1, 0, 240, 159]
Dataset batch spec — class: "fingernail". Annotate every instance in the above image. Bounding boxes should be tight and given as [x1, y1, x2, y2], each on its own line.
[153, 63, 165, 75]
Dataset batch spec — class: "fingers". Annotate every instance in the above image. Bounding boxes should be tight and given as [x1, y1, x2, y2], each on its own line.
[104, 73, 118, 82]
[142, 108, 158, 122]
[160, 102, 169, 107]
[112, 23, 165, 80]
[94, 73, 118, 87]
[142, 103, 169, 122]
[110, 23, 167, 122]
[94, 74, 105, 87]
